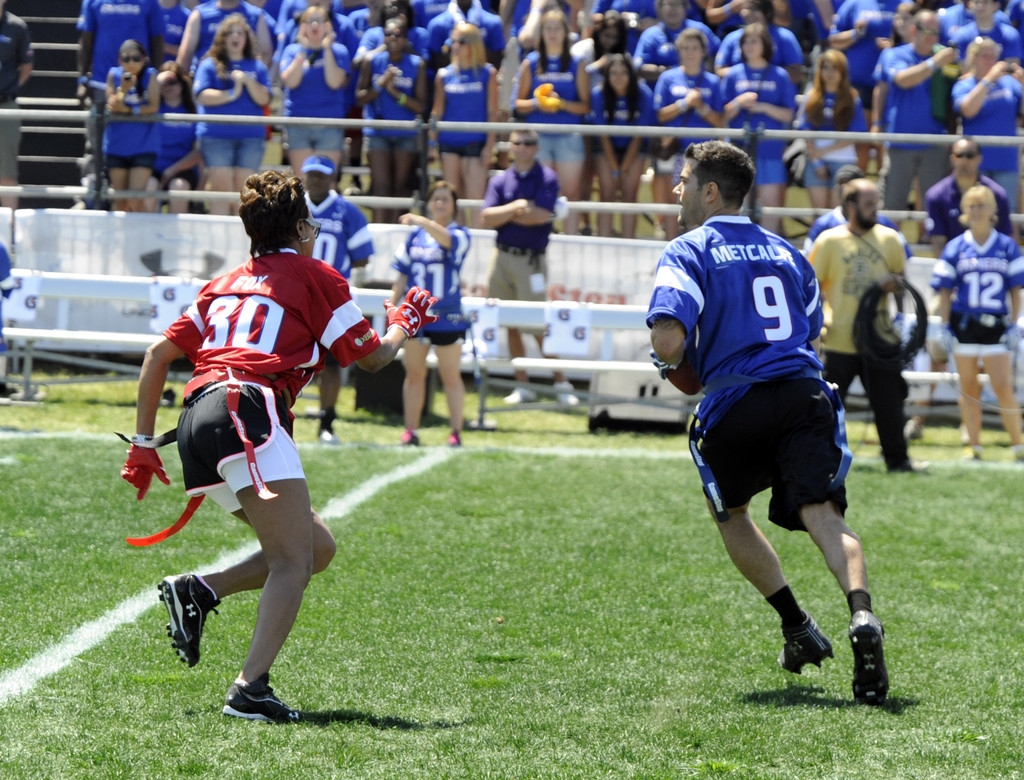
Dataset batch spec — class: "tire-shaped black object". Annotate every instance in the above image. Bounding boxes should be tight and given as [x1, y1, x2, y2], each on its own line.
[853, 278, 928, 370]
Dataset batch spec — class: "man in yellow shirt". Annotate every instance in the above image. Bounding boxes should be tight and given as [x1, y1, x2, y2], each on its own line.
[809, 178, 923, 473]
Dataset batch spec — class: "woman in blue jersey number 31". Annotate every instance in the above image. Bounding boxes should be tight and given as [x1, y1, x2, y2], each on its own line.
[391, 180, 470, 447]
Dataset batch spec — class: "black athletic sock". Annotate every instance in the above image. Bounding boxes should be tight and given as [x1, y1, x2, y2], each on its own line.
[320, 407, 337, 433]
[847, 589, 872, 616]
[767, 586, 805, 627]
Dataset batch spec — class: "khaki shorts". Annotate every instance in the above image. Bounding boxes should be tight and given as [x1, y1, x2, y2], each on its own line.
[487, 246, 548, 302]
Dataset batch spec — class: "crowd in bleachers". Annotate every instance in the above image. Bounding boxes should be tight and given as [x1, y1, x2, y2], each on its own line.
[70, 0, 1024, 240]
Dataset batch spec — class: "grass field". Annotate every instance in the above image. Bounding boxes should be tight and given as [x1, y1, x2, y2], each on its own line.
[2, 378, 1024, 779]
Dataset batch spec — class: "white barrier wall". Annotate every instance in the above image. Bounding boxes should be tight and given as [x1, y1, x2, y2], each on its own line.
[7, 208, 942, 365]
[10, 209, 669, 361]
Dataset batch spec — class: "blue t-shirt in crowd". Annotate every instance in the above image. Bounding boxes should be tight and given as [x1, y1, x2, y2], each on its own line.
[161, 2, 191, 62]
[715, 25, 803, 72]
[103, 65, 161, 157]
[362, 50, 423, 136]
[154, 102, 199, 175]
[279, 41, 353, 117]
[721, 62, 796, 159]
[426, 8, 506, 59]
[829, 0, 901, 88]
[188, 1, 270, 69]
[880, 43, 947, 147]
[193, 56, 271, 139]
[653, 67, 723, 147]
[588, 81, 656, 151]
[950, 20, 1022, 61]
[78, 0, 164, 90]
[436, 63, 494, 146]
[953, 75, 1023, 172]
[521, 51, 585, 126]
[634, 21, 721, 70]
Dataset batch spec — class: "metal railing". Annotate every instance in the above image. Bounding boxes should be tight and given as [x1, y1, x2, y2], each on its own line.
[7, 105, 1024, 225]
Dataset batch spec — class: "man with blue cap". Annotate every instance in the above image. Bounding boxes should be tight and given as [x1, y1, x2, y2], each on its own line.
[301, 154, 376, 443]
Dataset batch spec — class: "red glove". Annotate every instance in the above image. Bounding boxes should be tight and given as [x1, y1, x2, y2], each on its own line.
[384, 286, 440, 338]
[121, 444, 171, 500]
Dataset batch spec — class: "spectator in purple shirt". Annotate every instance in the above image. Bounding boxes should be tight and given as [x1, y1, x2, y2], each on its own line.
[924, 136, 1013, 254]
[479, 126, 579, 407]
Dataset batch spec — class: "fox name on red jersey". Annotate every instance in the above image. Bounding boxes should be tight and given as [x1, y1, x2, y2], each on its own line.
[165, 250, 381, 403]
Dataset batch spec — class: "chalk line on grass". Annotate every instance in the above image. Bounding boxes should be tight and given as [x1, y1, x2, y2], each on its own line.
[0, 448, 454, 707]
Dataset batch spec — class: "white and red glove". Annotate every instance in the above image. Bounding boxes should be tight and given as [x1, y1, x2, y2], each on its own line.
[384, 286, 440, 338]
[121, 444, 171, 500]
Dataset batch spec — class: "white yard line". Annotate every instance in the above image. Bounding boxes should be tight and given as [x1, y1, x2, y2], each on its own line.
[0, 448, 454, 707]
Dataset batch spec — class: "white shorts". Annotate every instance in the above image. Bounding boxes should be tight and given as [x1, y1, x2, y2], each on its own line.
[197, 427, 305, 513]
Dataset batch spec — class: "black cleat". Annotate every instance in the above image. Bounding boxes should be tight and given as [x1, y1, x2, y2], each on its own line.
[850, 610, 888, 705]
[779, 612, 834, 674]
[223, 673, 299, 723]
[158, 574, 220, 667]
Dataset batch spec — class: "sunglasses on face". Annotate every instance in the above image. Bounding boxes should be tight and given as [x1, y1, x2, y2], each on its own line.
[510, 140, 538, 147]
[385, 30, 406, 38]
[451, 38, 470, 44]
[303, 217, 321, 238]
[120, 54, 143, 62]
[953, 151, 979, 159]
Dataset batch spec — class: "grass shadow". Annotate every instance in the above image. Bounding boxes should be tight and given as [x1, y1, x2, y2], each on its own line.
[741, 686, 917, 713]
[299, 708, 467, 730]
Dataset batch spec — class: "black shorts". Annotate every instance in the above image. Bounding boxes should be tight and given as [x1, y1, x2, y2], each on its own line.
[416, 328, 465, 346]
[177, 383, 293, 492]
[950, 310, 1007, 345]
[698, 378, 848, 531]
[106, 152, 157, 171]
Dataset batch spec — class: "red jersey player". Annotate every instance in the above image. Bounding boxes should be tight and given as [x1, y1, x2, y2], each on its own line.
[120, 169, 438, 722]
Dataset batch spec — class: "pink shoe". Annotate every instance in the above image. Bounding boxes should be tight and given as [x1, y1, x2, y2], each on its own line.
[400, 429, 420, 446]
[447, 431, 461, 447]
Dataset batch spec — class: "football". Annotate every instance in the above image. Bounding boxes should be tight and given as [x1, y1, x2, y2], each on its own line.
[665, 358, 703, 395]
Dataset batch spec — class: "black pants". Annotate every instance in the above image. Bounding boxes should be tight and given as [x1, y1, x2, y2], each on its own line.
[823, 351, 908, 468]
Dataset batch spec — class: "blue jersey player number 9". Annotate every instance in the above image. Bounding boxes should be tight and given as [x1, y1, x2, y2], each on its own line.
[753, 276, 794, 342]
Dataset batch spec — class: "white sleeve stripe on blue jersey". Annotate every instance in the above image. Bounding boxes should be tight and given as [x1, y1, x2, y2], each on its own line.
[654, 265, 705, 312]
[347, 225, 372, 251]
[932, 262, 956, 280]
[1008, 256, 1024, 277]
[452, 229, 470, 264]
[320, 299, 369, 348]
[805, 279, 820, 316]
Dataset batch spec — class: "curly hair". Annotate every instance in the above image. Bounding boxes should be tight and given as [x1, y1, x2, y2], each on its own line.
[238, 170, 310, 256]
[804, 49, 858, 131]
[207, 13, 257, 79]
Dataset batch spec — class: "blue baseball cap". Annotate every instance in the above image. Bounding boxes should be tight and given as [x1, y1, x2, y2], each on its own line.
[301, 156, 336, 175]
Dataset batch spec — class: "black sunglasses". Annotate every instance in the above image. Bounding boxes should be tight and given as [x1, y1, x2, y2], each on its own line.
[120, 54, 144, 63]
[953, 151, 979, 159]
[510, 140, 538, 147]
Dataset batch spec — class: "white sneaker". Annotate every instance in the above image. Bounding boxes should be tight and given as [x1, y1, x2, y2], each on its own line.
[554, 381, 579, 407]
[503, 387, 537, 404]
[318, 430, 340, 444]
